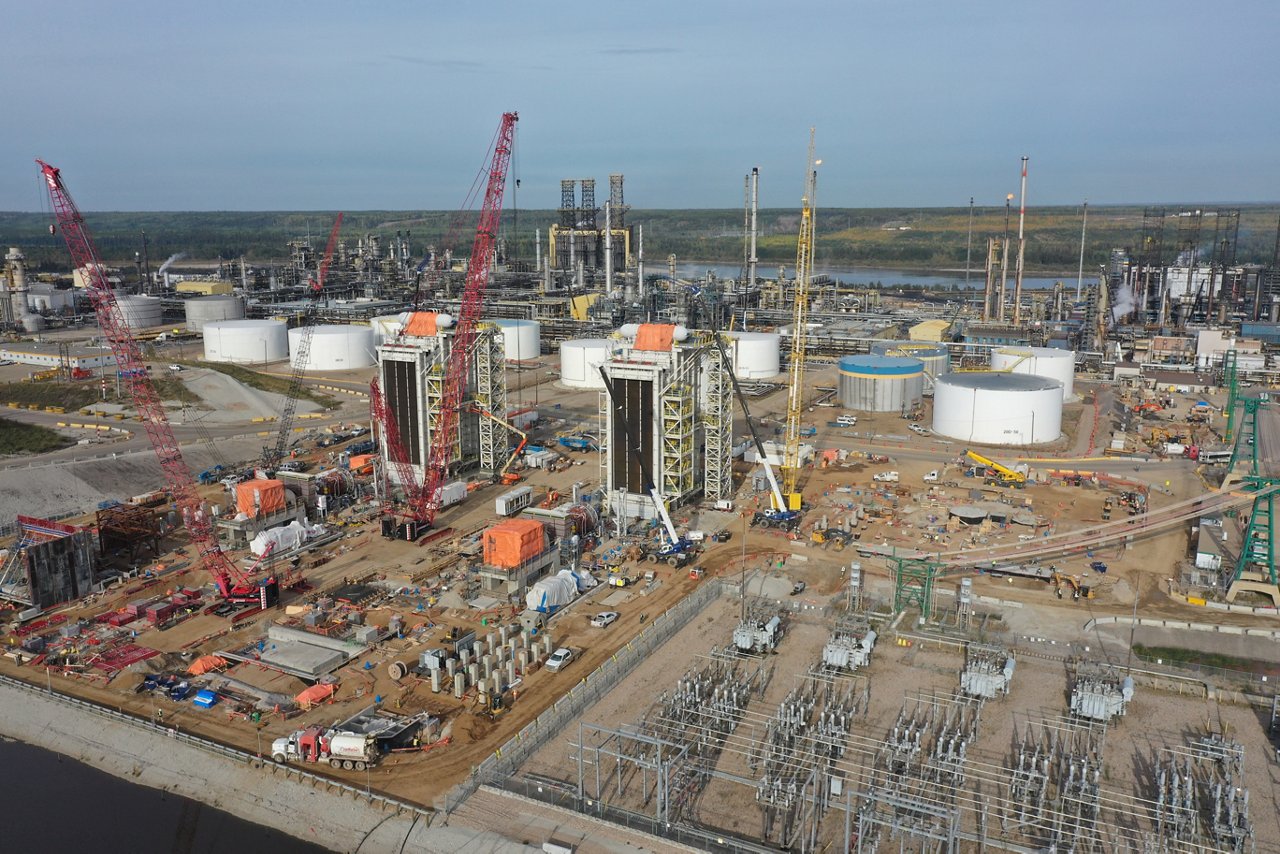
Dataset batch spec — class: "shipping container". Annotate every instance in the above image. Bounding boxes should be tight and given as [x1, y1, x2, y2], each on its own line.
[495, 486, 534, 516]
[434, 480, 468, 510]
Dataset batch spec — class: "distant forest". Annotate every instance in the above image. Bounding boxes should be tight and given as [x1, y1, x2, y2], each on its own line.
[3, 204, 1277, 276]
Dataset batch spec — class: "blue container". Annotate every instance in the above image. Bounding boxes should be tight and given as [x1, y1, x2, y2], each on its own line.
[192, 689, 216, 708]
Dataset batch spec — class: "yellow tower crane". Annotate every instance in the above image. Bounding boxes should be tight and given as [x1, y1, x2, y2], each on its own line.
[781, 129, 818, 510]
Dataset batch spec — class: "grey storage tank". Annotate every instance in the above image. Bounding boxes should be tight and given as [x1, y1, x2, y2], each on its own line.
[184, 294, 246, 332]
[838, 354, 925, 413]
[870, 341, 950, 393]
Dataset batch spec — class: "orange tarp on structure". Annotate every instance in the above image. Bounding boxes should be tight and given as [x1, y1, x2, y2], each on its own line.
[295, 683, 336, 709]
[403, 311, 438, 337]
[187, 654, 227, 675]
[483, 518, 546, 569]
[235, 479, 287, 516]
[348, 453, 375, 471]
[633, 323, 675, 352]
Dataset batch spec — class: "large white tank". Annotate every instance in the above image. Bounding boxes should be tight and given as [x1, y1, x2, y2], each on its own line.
[494, 319, 541, 362]
[203, 319, 289, 364]
[990, 346, 1076, 401]
[560, 339, 616, 388]
[726, 331, 781, 378]
[838, 355, 925, 412]
[871, 341, 950, 392]
[115, 295, 164, 329]
[933, 372, 1063, 445]
[289, 324, 375, 371]
[184, 294, 246, 332]
[370, 313, 408, 346]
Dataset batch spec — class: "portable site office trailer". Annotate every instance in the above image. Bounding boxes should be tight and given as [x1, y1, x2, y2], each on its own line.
[495, 486, 534, 516]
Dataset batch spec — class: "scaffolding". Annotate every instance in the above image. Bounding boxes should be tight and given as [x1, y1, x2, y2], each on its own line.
[473, 324, 507, 474]
[658, 356, 697, 502]
[701, 336, 734, 502]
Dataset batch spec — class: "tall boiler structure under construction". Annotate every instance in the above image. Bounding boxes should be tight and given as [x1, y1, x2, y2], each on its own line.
[599, 323, 734, 526]
[375, 311, 508, 485]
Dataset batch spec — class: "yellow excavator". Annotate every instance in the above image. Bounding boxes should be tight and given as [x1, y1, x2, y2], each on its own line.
[1050, 569, 1094, 601]
[964, 449, 1027, 486]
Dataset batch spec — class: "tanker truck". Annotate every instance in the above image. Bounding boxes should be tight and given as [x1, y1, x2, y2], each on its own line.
[271, 725, 379, 771]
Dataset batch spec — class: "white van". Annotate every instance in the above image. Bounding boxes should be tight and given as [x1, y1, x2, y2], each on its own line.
[836, 415, 857, 427]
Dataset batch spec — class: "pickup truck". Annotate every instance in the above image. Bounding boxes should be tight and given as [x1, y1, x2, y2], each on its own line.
[545, 647, 575, 672]
[872, 471, 900, 483]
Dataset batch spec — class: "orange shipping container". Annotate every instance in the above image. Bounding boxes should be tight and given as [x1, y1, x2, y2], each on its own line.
[483, 518, 546, 569]
[235, 478, 287, 516]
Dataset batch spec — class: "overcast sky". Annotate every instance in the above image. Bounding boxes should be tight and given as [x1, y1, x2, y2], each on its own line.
[3, 0, 1277, 211]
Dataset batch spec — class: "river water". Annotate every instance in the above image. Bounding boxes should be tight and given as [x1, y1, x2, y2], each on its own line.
[674, 263, 1071, 291]
[0, 737, 327, 854]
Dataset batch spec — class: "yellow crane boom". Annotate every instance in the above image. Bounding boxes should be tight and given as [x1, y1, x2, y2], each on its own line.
[781, 128, 818, 509]
[964, 449, 1026, 484]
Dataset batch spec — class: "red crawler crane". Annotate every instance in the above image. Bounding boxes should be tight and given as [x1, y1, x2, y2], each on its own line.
[38, 160, 277, 605]
[371, 112, 518, 533]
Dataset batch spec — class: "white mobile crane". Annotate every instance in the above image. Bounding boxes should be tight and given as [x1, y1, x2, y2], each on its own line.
[598, 367, 697, 566]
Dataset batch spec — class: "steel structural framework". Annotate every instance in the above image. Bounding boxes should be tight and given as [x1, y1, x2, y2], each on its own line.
[419, 112, 518, 523]
[894, 557, 938, 620]
[658, 354, 697, 502]
[701, 336, 735, 502]
[474, 325, 508, 474]
[37, 161, 245, 594]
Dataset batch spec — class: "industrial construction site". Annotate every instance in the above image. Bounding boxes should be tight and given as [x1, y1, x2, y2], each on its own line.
[2, 119, 1280, 853]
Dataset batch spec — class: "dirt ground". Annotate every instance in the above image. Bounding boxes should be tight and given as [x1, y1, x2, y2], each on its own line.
[3, 358, 1275, 851]
[513, 594, 1280, 852]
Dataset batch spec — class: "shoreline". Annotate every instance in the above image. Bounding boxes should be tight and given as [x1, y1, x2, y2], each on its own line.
[0, 676, 531, 854]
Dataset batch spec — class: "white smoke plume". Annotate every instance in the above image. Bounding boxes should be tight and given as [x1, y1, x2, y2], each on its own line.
[1109, 284, 1136, 327]
[157, 253, 186, 275]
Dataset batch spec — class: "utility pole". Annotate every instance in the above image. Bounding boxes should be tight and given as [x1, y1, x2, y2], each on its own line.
[964, 196, 974, 291]
[1013, 156, 1028, 324]
[1076, 200, 1089, 301]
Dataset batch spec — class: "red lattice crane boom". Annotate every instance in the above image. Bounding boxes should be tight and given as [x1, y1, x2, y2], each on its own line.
[37, 160, 268, 603]
[368, 376, 428, 520]
[419, 111, 518, 524]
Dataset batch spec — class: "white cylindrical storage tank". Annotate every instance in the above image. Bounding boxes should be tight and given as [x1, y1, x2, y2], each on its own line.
[114, 295, 164, 329]
[838, 355, 925, 412]
[370, 313, 408, 346]
[289, 324, 375, 371]
[560, 339, 616, 389]
[726, 331, 781, 378]
[990, 346, 1075, 401]
[932, 372, 1063, 445]
[203, 319, 289, 364]
[494, 319, 541, 363]
[184, 294, 246, 332]
[871, 341, 950, 392]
